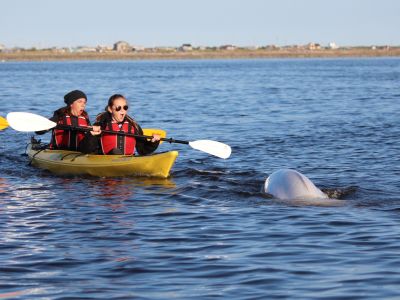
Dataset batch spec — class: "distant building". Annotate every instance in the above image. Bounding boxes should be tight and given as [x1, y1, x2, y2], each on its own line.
[371, 45, 390, 51]
[0, 44, 5, 52]
[265, 44, 280, 50]
[306, 43, 321, 50]
[220, 44, 236, 51]
[132, 45, 145, 52]
[96, 45, 113, 52]
[328, 42, 339, 49]
[113, 41, 132, 52]
[75, 46, 97, 53]
[178, 44, 193, 51]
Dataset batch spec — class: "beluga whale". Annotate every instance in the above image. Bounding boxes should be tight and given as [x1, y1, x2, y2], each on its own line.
[264, 169, 328, 200]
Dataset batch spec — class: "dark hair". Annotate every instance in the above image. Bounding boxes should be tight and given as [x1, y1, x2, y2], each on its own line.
[105, 94, 126, 111]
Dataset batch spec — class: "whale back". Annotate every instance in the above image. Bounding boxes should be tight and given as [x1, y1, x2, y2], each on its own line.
[264, 169, 327, 200]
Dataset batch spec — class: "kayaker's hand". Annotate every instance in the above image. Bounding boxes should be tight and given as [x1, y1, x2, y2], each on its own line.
[90, 125, 102, 136]
[151, 134, 161, 143]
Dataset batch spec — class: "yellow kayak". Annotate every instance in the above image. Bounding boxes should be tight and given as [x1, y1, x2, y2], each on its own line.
[26, 143, 178, 178]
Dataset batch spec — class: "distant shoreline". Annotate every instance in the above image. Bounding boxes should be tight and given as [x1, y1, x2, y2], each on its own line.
[1, 48, 400, 62]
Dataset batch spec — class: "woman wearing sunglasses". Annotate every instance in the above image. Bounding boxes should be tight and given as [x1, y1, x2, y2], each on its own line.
[95, 94, 160, 155]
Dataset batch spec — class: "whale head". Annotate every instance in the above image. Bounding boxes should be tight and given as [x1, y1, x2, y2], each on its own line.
[264, 169, 328, 200]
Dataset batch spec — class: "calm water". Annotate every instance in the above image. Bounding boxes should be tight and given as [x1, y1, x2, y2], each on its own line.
[1, 58, 400, 299]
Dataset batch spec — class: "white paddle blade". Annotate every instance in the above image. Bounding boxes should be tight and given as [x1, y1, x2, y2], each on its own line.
[189, 140, 232, 159]
[6, 112, 56, 132]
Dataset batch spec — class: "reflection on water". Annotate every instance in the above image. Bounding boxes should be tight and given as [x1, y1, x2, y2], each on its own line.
[91, 177, 176, 200]
[0, 288, 44, 299]
[0, 177, 9, 194]
[266, 197, 347, 207]
[93, 178, 136, 202]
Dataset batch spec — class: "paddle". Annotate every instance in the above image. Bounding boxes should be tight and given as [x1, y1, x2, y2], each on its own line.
[7, 112, 232, 159]
[0, 116, 9, 130]
[6, 112, 55, 132]
[56, 125, 231, 159]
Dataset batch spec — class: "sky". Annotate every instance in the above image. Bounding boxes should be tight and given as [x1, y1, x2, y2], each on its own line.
[1, 0, 399, 48]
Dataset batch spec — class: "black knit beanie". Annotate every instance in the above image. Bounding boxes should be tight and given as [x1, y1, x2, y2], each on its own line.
[64, 90, 87, 105]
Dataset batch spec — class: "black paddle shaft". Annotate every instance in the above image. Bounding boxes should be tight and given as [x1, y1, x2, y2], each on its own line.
[55, 125, 190, 145]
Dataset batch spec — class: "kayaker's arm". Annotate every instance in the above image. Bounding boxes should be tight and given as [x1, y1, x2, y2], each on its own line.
[135, 124, 160, 155]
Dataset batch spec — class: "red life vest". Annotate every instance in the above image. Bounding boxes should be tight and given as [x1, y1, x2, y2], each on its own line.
[100, 121, 136, 155]
[50, 114, 90, 150]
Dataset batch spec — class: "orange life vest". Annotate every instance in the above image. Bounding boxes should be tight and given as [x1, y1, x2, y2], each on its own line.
[50, 114, 90, 150]
[100, 120, 136, 155]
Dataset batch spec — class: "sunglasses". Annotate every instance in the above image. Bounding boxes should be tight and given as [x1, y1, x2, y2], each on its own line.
[114, 105, 129, 111]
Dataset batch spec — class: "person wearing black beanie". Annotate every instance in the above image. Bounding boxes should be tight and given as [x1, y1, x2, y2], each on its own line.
[64, 90, 87, 106]
[36, 90, 101, 153]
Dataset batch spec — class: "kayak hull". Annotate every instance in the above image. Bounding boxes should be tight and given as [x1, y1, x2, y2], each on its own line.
[27, 144, 178, 178]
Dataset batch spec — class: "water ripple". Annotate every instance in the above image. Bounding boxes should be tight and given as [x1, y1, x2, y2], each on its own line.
[1, 59, 400, 299]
